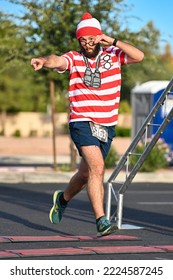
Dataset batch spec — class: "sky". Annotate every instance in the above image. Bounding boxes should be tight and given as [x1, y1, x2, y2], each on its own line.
[124, 0, 173, 51]
[0, 0, 173, 52]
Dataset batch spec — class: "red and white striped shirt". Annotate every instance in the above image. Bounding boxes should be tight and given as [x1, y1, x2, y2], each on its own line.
[61, 46, 127, 126]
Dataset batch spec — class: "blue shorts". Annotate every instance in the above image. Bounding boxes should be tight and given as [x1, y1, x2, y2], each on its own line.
[69, 121, 116, 159]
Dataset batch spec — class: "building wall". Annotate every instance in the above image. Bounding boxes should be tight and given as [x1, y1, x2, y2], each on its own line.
[0, 112, 68, 137]
[0, 112, 131, 137]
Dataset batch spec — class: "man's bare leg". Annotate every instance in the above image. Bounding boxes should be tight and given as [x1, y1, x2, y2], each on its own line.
[63, 145, 105, 219]
[49, 158, 89, 224]
[50, 144, 117, 235]
[80, 145, 105, 219]
[63, 158, 89, 201]
[77, 146, 118, 236]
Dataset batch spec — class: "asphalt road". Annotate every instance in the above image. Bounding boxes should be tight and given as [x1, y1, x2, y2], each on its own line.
[0, 182, 173, 260]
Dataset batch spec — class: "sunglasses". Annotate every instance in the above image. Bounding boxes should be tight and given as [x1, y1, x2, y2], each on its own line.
[80, 39, 96, 47]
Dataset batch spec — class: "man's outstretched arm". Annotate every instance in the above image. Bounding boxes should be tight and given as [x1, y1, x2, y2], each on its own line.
[31, 55, 67, 71]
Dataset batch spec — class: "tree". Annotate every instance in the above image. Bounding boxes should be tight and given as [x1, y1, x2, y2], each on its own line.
[18, 0, 83, 169]
[0, 12, 49, 113]
[160, 43, 173, 72]
[119, 21, 173, 101]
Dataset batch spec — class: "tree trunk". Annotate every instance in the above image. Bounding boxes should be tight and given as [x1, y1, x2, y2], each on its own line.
[0, 110, 6, 136]
[50, 79, 57, 170]
[70, 139, 77, 171]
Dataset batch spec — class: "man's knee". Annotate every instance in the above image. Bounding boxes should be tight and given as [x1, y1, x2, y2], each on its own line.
[80, 146, 105, 179]
[89, 162, 105, 178]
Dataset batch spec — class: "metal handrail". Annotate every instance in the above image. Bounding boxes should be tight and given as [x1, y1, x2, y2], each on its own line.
[105, 77, 173, 228]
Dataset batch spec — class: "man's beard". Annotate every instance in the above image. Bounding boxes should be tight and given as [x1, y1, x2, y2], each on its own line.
[80, 43, 101, 58]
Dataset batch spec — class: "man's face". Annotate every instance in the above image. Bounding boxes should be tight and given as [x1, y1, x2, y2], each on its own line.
[79, 35, 100, 58]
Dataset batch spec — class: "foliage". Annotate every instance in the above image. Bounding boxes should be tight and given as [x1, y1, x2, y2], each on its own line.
[60, 164, 71, 172]
[120, 21, 173, 101]
[129, 138, 170, 172]
[0, 13, 49, 112]
[0, 12, 26, 72]
[0, 63, 48, 112]
[12, 129, 21, 137]
[105, 146, 119, 168]
[119, 100, 131, 113]
[115, 127, 131, 137]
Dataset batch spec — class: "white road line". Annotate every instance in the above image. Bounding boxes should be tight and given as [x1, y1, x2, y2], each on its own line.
[138, 202, 173, 205]
[128, 191, 173, 194]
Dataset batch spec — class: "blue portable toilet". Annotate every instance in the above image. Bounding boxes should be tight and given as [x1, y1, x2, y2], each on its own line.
[131, 80, 173, 151]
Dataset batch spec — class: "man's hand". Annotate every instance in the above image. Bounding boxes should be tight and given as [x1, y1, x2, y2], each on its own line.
[95, 34, 114, 46]
[31, 57, 47, 71]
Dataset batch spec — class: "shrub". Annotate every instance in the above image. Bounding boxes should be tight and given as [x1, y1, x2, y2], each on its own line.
[60, 164, 71, 172]
[0, 129, 4, 136]
[129, 138, 170, 172]
[29, 130, 37, 137]
[119, 100, 131, 113]
[105, 146, 119, 169]
[62, 123, 69, 134]
[12, 129, 21, 137]
[115, 127, 131, 137]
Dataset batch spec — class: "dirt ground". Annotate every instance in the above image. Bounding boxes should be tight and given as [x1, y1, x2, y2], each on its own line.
[0, 136, 131, 156]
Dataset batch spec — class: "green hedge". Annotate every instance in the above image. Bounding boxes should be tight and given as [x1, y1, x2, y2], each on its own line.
[115, 127, 131, 137]
[105, 146, 119, 168]
[129, 138, 170, 172]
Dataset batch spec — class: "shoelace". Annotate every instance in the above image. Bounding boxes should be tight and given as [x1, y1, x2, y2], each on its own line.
[54, 201, 66, 213]
[98, 218, 111, 230]
[59, 203, 66, 213]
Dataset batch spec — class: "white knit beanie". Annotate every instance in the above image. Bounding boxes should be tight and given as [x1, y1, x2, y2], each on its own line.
[76, 12, 102, 39]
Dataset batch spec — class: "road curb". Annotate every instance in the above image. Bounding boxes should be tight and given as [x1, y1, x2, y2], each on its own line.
[0, 170, 172, 183]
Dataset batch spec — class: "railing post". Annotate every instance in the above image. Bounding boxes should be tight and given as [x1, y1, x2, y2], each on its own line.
[105, 182, 112, 220]
[116, 193, 124, 229]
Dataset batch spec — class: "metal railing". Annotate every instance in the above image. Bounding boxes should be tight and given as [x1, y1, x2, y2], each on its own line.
[105, 77, 173, 229]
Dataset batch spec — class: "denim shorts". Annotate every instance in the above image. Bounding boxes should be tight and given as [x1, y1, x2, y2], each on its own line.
[69, 121, 116, 159]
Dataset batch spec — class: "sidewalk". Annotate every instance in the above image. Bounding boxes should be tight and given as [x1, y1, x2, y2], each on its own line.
[0, 136, 172, 183]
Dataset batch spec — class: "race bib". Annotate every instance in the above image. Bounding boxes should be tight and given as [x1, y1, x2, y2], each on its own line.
[89, 122, 108, 142]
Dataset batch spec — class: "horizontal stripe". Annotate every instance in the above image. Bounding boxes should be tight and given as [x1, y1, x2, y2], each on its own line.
[70, 108, 118, 118]
[71, 99, 119, 108]
[70, 114, 118, 126]
[70, 104, 118, 113]
[70, 94, 120, 102]
[69, 87, 121, 97]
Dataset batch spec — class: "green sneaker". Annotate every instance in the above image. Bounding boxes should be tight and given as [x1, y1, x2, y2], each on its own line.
[96, 216, 118, 237]
[49, 190, 67, 224]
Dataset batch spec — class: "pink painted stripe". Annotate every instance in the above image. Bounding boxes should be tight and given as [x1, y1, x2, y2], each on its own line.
[1, 244, 173, 258]
[11, 247, 94, 257]
[0, 251, 20, 258]
[154, 245, 173, 251]
[82, 245, 164, 254]
[0, 237, 11, 243]
[0, 235, 139, 243]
